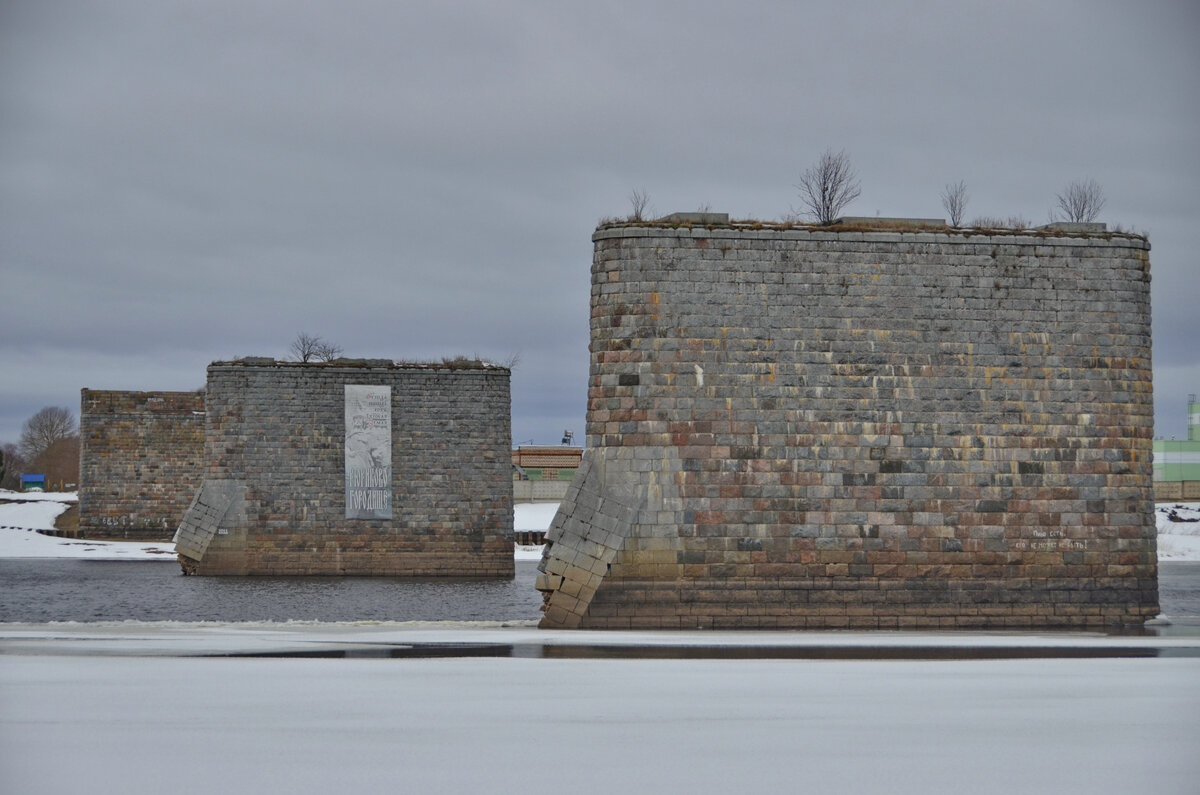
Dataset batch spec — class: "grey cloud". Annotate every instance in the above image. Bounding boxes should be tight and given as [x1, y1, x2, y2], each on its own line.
[2, 0, 1197, 443]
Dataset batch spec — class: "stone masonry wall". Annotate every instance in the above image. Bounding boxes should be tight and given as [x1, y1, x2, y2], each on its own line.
[174, 359, 513, 576]
[537, 221, 1157, 629]
[79, 390, 205, 540]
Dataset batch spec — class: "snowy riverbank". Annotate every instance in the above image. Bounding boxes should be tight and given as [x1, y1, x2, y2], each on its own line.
[3, 490, 1199, 561]
[2, 620, 1198, 794]
[1156, 502, 1200, 559]
[0, 491, 552, 561]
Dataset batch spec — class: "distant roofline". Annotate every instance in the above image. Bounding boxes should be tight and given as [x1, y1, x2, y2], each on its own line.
[514, 444, 584, 451]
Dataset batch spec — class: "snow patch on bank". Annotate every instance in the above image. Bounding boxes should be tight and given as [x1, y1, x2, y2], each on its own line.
[0, 491, 176, 559]
[514, 501, 557, 561]
[1156, 502, 1200, 560]
[514, 501, 559, 531]
[0, 489, 77, 503]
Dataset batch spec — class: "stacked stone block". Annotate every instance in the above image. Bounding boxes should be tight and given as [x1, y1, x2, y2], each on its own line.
[537, 221, 1157, 629]
[79, 390, 205, 540]
[175, 359, 513, 576]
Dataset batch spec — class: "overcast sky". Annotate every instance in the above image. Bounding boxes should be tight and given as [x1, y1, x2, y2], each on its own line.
[2, 0, 1197, 449]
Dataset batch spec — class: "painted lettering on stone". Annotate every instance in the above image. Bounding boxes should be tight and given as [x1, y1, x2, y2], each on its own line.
[345, 385, 392, 519]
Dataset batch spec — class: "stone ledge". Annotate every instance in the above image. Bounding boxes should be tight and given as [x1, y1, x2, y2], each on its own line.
[836, 216, 946, 228]
[209, 358, 511, 373]
[593, 223, 1150, 250]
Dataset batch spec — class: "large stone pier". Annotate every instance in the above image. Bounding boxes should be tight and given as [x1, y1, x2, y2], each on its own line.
[537, 217, 1157, 629]
[174, 358, 513, 576]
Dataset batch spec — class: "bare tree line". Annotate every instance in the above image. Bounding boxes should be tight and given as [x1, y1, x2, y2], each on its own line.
[19, 406, 76, 461]
[1054, 178, 1106, 223]
[290, 332, 343, 362]
[628, 188, 651, 222]
[620, 159, 1110, 231]
[941, 180, 968, 226]
[2, 406, 80, 491]
[794, 149, 862, 225]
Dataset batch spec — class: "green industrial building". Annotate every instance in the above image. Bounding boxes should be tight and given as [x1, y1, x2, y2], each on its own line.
[1154, 394, 1200, 500]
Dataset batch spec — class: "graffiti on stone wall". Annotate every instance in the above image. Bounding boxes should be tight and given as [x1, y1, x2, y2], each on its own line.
[99, 515, 171, 530]
[345, 385, 392, 519]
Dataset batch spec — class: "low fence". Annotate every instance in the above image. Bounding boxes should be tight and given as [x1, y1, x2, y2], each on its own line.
[1154, 480, 1200, 502]
[513, 481, 569, 502]
[514, 530, 547, 546]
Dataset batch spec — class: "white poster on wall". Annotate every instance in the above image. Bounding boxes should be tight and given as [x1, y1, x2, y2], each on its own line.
[345, 384, 392, 519]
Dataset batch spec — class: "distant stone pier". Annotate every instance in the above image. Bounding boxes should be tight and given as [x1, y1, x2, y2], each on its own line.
[537, 219, 1157, 629]
[174, 358, 513, 576]
[79, 389, 205, 540]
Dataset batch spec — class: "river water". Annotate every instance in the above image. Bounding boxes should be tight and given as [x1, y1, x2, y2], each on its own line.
[0, 559, 545, 623]
[1, 560, 1197, 626]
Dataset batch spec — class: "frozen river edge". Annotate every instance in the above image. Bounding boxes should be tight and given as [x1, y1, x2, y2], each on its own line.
[4, 620, 1200, 658]
[3, 623, 1199, 795]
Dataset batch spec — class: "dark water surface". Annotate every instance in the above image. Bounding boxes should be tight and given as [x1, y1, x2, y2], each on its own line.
[0, 559, 544, 623]
[2, 560, 1198, 626]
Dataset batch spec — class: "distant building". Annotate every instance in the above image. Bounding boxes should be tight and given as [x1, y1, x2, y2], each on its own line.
[21, 473, 46, 492]
[512, 445, 582, 502]
[1153, 394, 1200, 501]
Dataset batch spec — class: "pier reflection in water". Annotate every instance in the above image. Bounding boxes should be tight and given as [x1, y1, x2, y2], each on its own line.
[0, 559, 544, 623]
[2, 560, 1198, 633]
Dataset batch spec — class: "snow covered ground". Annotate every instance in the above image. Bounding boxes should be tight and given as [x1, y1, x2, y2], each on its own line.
[4, 491, 1200, 562]
[1157, 502, 1200, 560]
[513, 501, 557, 561]
[514, 500, 559, 531]
[0, 491, 177, 560]
[0, 621, 1198, 794]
